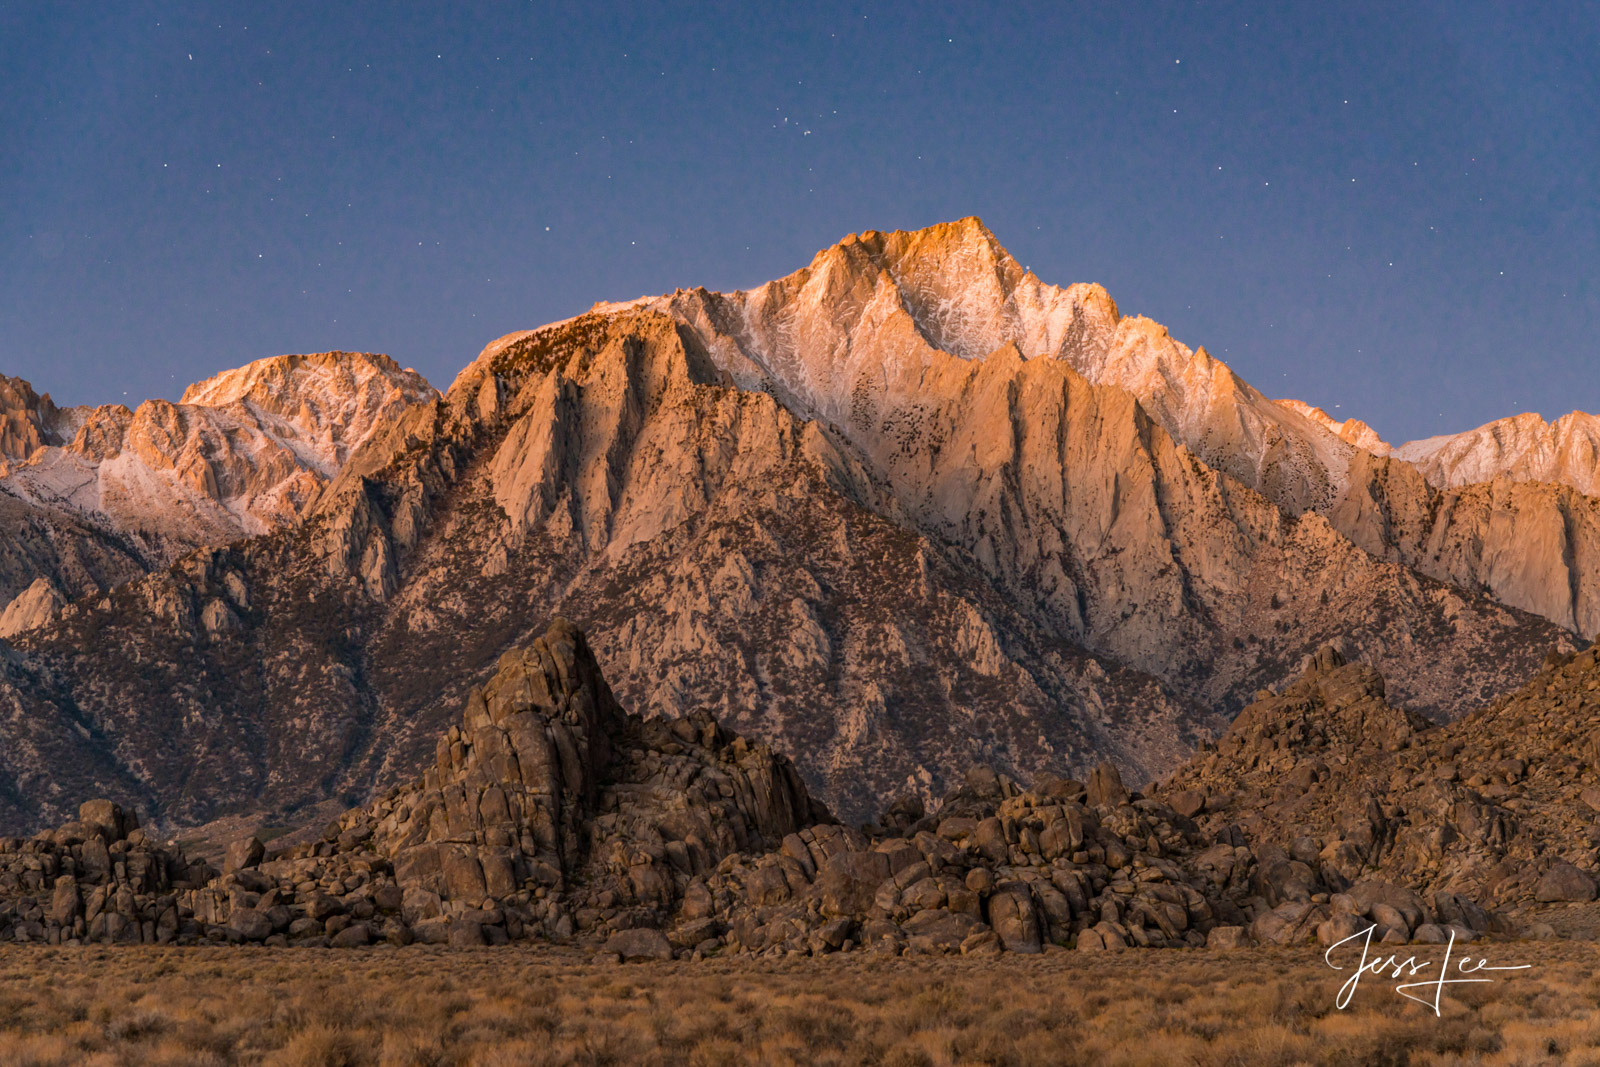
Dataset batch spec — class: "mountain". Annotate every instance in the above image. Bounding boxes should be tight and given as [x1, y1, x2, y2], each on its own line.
[614, 218, 1367, 517]
[622, 221, 1600, 645]
[0, 219, 1579, 836]
[0, 353, 436, 636]
[0, 311, 1222, 829]
[1395, 410, 1600, 497]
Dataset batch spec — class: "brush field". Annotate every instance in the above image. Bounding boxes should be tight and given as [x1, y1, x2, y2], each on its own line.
[0, 941, 1596, 1066]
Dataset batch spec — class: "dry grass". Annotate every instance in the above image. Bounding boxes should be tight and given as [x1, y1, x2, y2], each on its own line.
[0, 942, 1596, 1066]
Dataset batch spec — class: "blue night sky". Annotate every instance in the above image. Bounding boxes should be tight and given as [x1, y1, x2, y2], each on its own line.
[2, 2, 1596, 444]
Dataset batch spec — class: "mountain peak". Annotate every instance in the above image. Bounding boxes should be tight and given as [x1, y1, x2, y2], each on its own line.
[1395, 408, 1600, 496]
[1275, 399, 1393, 454]
[0, 350, 441, 558]
[591, 219, 1371, 512]
[839, 215, 1000, 252]
[179, 351, 435, 411]
[0, 373, 75, 467]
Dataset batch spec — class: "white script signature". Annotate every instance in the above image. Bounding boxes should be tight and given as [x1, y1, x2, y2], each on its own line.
[1324, 924, 1532, 1016]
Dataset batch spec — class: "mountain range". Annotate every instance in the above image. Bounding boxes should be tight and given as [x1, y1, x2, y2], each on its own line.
[0, 218, 1593, 832]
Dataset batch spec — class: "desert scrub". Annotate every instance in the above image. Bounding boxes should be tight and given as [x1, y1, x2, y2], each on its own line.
[0, 942, 1593, 1066]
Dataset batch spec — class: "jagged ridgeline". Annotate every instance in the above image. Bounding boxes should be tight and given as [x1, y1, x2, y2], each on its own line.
[0, 219, 1593, 834]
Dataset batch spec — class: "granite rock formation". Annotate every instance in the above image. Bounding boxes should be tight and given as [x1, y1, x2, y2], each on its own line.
[0, 620, 828, 948]
[23, 620, 1600, 956]
[1159, 638, 1600, 930]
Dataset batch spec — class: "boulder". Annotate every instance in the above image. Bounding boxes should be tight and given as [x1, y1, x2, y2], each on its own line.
[1534, 862, 1597, 903]
[818, 850, 890, 917]
[48, 876, 80, 926]
[330, 922, 372, 948]
[77, 800, 130, 842]
[226, 909, 273, 942]
[817, 918, 854, 950]
[1346, 881, 1430, 931]
[974, 818, 1009, 863]
[1249, 901, 1327, 946]
[401, 887, 443, 924]
[604, 927, 673, 962]
[1255, 858, 1319, 906]
[901, 908, 981, 953]
[224, 837, 265, 875]
[1168, 790, 1206, 819]
[985, 884, 1041, 953]
[447, 920, 486, 947]
[1316, 912, 1370, 947]
[1076, 923, 1128, 951]
[1086, 761, 1129, 809]
[1206, 925, 1247, 950]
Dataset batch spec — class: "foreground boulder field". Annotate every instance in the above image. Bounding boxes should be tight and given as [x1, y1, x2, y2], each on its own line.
[12, 619, 1598, 955]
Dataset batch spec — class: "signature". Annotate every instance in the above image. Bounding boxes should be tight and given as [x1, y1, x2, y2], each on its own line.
[1324, 924, 1531, 1016]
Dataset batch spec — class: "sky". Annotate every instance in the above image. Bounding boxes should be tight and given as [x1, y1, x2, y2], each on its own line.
[2, 2, 1596, 444]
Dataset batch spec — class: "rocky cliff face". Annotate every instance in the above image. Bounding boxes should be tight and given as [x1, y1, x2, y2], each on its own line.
[0, 374, 77, 467]
[1331, 452, 1600, 636]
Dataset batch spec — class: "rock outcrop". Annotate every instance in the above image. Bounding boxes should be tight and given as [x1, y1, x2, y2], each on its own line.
[0, 577, 66, 639]
[0, 798, 210, 946]
[0, 620, 829, 949]
[366, 619, 825, 920]
[26, 623, 1600, 955]
[1160, 638, 1600, 925]
[0, 374, 76, 469]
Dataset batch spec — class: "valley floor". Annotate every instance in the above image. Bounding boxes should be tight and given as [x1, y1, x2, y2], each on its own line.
[0, 941, 1596, 1066]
